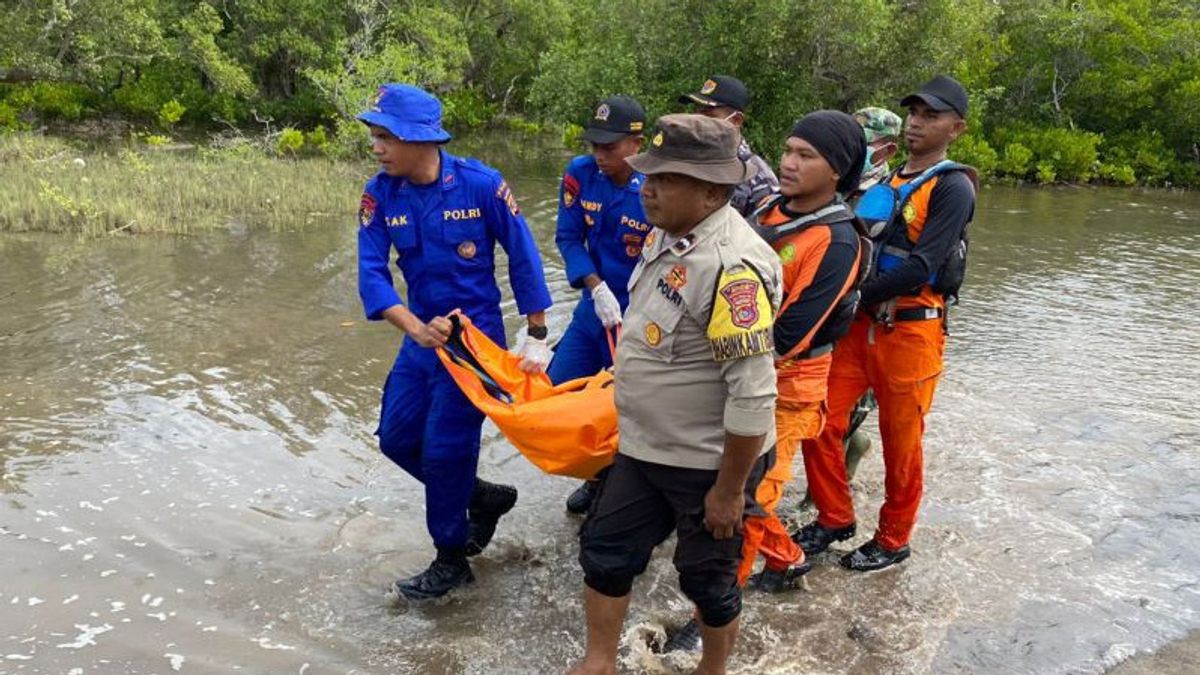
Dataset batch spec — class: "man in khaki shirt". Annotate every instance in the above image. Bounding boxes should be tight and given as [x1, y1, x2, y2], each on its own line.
[568, 114, 782, 675]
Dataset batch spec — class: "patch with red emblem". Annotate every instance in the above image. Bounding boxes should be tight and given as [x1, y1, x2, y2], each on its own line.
[719, 279, 761, 329]
[562, 173, 580, 209]
[666, 264, 687, 290]
[359, 193, 377, 227]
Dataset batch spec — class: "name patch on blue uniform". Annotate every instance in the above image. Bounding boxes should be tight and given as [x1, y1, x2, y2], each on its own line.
[620, 215, 651, 232]
[444, 208, 482, 221]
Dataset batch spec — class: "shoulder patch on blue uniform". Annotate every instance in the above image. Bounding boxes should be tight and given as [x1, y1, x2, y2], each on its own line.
[359, 192, 377, 227]
[496, 180, 521, 216]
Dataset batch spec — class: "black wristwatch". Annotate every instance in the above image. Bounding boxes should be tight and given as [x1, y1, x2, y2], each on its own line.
[527, 324, 548, 340]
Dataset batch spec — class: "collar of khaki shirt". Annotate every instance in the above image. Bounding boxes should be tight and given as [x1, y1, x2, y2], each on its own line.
[641, 203, 735, 264]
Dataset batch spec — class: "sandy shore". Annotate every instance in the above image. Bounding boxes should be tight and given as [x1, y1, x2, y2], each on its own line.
[1107, 632, 1200, 674]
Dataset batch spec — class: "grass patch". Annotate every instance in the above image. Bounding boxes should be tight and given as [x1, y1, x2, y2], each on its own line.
[0, 133, 366, 235]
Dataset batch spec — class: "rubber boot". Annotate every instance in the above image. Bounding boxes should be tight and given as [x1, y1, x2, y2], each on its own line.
[393, 547, 474, 601]
[748, 559, 813, 593]
[465, 478, 518, 557]
[844, 430, 872, 482]
[565, 479, 597, 515]
[791, 520, 856, 556]
[839, 539, 910, 572]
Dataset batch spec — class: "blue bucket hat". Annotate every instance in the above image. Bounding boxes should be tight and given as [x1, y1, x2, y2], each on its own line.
[357, 83, 452, 143]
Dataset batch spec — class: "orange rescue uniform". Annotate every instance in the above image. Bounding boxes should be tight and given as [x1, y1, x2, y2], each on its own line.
[738, 200, 862, 584]
[804, 169, 973, 551]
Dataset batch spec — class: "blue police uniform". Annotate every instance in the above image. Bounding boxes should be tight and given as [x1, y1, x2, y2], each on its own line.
[547, 154, 650, 383]
[358, 148, 552, 550]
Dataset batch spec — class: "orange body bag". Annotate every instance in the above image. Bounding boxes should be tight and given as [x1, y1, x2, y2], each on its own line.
[436, 315, 618, 479]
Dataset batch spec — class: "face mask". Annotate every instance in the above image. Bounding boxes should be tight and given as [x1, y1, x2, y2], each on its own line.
[862, 145, 876, 174]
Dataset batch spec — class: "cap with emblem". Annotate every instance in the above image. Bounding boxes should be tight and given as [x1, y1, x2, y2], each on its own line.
[356, 83, 451, 143]
[581, 95, 647, 144]
[853, 107, 903, 143]
[678, 75, 750, 112]
[625, 113, 756, 185]
[900, 74, 969, 119]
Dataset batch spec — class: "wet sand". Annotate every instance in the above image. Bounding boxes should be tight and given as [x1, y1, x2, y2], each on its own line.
[1108, 632, 1200, 674]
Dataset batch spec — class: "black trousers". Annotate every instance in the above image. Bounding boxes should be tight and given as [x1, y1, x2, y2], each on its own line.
[578, 451, 770, 628]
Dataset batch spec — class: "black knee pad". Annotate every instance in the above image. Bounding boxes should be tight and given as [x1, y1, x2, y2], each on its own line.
[679, 575, 742, 628]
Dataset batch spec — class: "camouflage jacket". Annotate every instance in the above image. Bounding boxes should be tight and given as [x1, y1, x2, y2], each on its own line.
[731, 139, 780, 217]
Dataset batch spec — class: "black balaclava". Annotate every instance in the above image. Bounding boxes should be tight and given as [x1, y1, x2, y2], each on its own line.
[790, 110, 868, 195]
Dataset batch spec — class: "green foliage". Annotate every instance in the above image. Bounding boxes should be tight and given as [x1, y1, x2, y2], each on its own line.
[0, 0, 1196, 185]
[2, 83, 96, 121]
[177, 4, 256, 99]
[950, 134, 998, 177]
[1035, 161, 1057, 185]
[443, 88, 499, 129]
[276, 128, 305, 156]
[158, 100, 186, 128]
[998, 142, 1034, 178]
[1097, 162, 1137, 186]
[0, 102, 20, 131]
[305, 125, 331, 155]
[561, 123, 585, 148]
[995, 126, 1101, 182]
[143, 134, 171, 147]
[1102, 130, 1174, 185]
[503, 117, 544, 135]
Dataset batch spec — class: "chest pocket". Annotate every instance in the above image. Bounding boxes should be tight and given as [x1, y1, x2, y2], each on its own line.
[387, 217, 417, 256]
[633, 293, 686, 361]
[441, 208, 488, 265]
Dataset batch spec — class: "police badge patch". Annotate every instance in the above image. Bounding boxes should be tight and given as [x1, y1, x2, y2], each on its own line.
[595, 104, 610, 121]
[645, 322, 662, 346]
[562, 173, 580, 209]
[359, 193, 377, 227]
[720, 279, 761, 328]
[666, 264, 687, 290]
[707, 266, 774, 361]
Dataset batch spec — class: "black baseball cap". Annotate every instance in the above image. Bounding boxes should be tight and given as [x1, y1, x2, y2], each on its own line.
[900, 74, 968, 118]
[581, 95, 646, 144]
[677, 75, 749, 112]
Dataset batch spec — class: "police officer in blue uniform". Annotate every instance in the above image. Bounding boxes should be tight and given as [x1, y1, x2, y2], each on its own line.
[356, 84, 554, 601]
[549, 95, 650, 514]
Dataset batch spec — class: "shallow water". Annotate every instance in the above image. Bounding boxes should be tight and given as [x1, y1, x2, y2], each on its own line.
[1, 151, 1198, 674]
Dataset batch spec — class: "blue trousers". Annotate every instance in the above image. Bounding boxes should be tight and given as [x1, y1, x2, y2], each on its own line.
[547, 298, 615, 385]
[376, 322, 504, 549]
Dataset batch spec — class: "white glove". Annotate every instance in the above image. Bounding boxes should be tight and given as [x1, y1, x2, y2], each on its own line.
[591, 281, 623, 329]
[516, 333, 553, 374]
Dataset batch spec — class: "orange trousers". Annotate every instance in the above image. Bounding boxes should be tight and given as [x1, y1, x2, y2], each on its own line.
[737, 401, 824, 585]
[802, 313, 945, 551]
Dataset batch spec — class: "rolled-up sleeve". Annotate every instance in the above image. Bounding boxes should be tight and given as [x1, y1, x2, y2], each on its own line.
[721, 353, 777, 435]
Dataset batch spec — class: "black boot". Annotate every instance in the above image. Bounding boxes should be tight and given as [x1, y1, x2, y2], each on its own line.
[791, 520, 856, 556]
[839, 539, 910, 572]
[565, 479, 598, 515]
[661, 617, 702, 653]
[465, 478, 518, 557]
[392, 548, 474, 601]
[748, 559, 813, 593]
